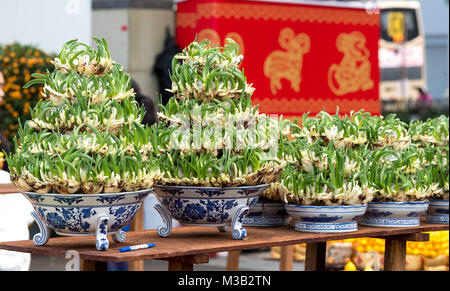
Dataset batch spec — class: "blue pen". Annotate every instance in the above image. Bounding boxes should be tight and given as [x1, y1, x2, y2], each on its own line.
[120, 243, 155, 252]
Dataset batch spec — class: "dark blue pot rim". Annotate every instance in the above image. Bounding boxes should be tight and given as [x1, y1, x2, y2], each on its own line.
[368, 201, 429, 205]
[154, 184, 269, 190]
[285, 204, 367, 209]
[22, 189, 153, 198]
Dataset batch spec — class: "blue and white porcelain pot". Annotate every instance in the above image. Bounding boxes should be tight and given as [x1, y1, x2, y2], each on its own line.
[152, 184, 268, 240]
[426, 200, 449, 224]
[285, 204, 367, 233]
[22, 189, 152, 250]
[243, 199, 289, 226]
[359, 201, 429, 227]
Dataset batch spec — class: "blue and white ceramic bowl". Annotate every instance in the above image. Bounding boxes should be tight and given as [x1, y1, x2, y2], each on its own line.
[360, 201, 429, 227]
[22, 189, 152, 250]
[243, 199, 289, 226]
[153, 184, 268, 239]
[285, 204, 367, 233]
[426, 200, 449, 224]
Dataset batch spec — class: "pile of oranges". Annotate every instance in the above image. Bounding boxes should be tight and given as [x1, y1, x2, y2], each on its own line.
[328, 231, 448, 259]
[350, 231, 449, 270]
[271, 231, 448, 271]
[351, 231, 449, 259]
[407, 231, 449, 258]
[353, 237, 385, 254]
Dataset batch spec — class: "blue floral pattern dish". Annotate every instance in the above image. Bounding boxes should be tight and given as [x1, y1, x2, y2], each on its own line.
[22, 189, 152, 251]
[153, 184, 268, 240]
[426, 200, 449, 224]
[285, 204, 368, 233]
[360, 201, 429, 227]
[243, 200, 290, 226]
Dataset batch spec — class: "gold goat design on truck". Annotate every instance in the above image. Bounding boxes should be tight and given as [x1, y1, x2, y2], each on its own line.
[264, 28, 311, 95]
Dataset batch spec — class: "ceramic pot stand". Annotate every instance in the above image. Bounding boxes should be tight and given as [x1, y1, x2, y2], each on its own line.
[31, 211, 127, 251]
[23, 190, 152, 251]
[154, 203, 250, 240]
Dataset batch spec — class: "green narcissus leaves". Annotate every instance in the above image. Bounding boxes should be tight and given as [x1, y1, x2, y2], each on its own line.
[7, 38, 162, 194]
[155, 37, 288, 188]
[275, 109, 448, 205]
[167, 38, 255, 102]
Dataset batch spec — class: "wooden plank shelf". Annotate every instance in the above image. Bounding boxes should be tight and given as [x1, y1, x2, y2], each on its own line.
[0, 183, 19, 194]
[0, 220, 447, 271]
[1, 183, 447, 271]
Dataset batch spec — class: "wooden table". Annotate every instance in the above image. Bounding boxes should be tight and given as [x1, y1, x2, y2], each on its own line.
[0, 221, 447, 271]
[0, 183, 19, 194]
[0, 182, 146, 270]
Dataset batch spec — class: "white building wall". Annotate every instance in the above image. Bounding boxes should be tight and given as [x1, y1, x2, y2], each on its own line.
[418, 0, 449, 100]
[92, 0, 175, 102]
[0, 0, 92, 55]
[92, 9, 130, 70]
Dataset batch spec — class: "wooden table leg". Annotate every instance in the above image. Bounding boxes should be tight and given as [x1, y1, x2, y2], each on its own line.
[226, 251, 241, 271]
[129, 207, 144, 271]
[168, 254, 210, 271]
[279, 245, 294, 271]
[80, 260, 108, 271]
[383, 233, 429, 271]
[384, 238, 406, 271]
[169, 260, 194, 271]
[305, 242, 327, 271]
[128, 260, 144, 271]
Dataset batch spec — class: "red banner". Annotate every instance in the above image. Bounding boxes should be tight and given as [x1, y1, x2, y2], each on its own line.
[176, 0, 381, 117]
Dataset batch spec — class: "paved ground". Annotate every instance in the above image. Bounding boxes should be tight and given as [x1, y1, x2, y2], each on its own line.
[29, 250, 306, 271]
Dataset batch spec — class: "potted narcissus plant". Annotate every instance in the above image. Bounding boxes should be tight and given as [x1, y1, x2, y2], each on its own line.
[423, 145, 448, 224]
[409, 116, 449, 224]
[151, 38, 286, 239]
[277, 110, 418, 233]
[243, 118, 297, 227]
[277, 110, 388, 233]
[279, 137, 373, 233]
[5, 38, 161, 250]
[409, 115, 449, 147]
[359, 145, 435, 227]
[361, 115, 449, 227]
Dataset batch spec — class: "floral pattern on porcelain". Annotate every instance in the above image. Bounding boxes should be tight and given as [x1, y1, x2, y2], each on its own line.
[95, 195, 126, 204]
[300, 214, 343, 223]
[153, 184, 268, 239]
[154, 185, 264, 225]
[426, 200, 449, 224]
[243, 200, 290, 226]
[162, 197, 248, 224]
[364, 210, 393, 217]
[36, 206, 95, 233]
[285, 204, 368, 233]
[53, 196, 84, 205]
[360, 201, 429, 227]
[22, 189, 152, 250]
[195, 189, 226, 197]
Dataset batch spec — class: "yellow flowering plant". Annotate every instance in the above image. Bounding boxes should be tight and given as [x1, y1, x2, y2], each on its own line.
[0, 152, 4, 169]
[0, 43, 54, 141]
